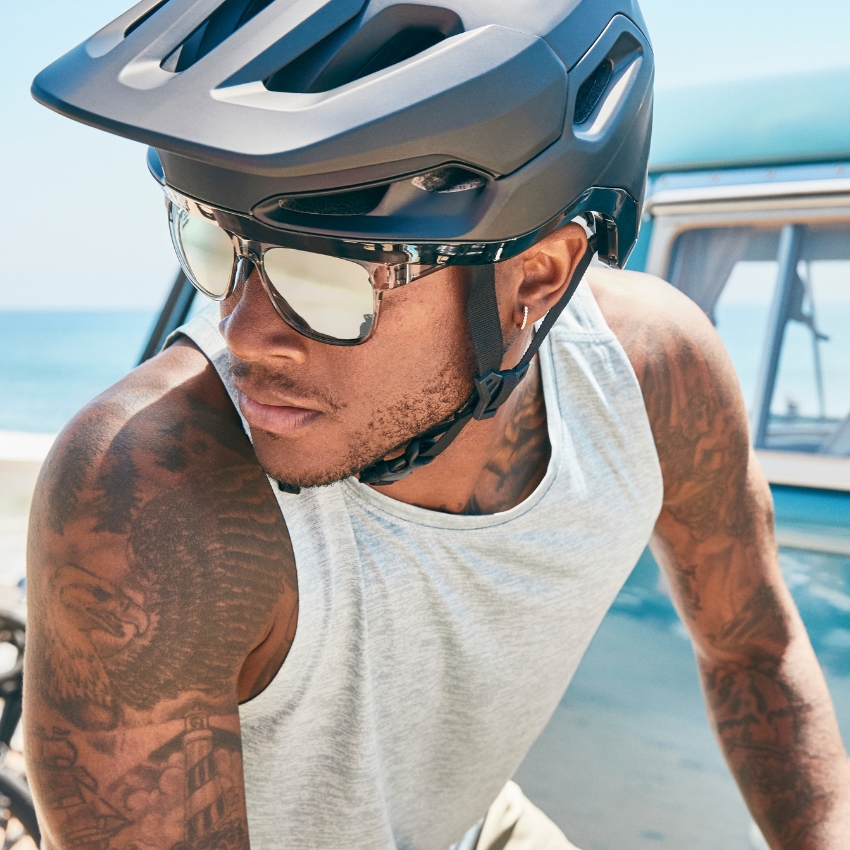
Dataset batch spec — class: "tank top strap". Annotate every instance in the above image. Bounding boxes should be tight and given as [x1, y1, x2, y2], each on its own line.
[166, 303, 249, 434]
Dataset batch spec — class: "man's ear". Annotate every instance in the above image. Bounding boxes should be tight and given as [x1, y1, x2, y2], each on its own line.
[514, 224, 589, 328]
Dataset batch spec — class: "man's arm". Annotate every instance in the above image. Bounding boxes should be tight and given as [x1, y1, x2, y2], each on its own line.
[24, 343, 297, 850]
[592, 270, 850, 849]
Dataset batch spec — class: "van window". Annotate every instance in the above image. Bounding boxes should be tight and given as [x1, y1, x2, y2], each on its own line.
[770, 225, 850, 454]
[668, 223, 850, 456]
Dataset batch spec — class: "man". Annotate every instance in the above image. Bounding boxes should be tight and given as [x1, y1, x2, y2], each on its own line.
[25, 0, 850, 848]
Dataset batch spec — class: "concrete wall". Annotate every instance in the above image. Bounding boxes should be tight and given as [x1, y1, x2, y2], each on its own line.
[0, 432, 55, 588]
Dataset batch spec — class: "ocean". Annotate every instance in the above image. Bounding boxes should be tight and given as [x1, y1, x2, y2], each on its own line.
[0, 311, 157, 434]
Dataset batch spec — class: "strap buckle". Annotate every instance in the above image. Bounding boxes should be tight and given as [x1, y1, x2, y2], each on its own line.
[472, 363, 530, 420]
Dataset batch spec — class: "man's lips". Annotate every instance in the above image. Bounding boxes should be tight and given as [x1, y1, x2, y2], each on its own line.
[237, 391, 322, 435]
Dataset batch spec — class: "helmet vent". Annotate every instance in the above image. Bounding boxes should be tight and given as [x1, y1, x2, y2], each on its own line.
[412, 167, 486, 194]
[266, 5, 463, 94]
[574, 58, 614, 124]
[349, 28, 447, 81]
[276, 184, 390, 216]
[124, 0, 173, 38]
[162, 0, 276, 73]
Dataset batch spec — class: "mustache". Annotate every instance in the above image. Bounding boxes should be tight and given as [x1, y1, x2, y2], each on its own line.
[228, 355, 345, 413]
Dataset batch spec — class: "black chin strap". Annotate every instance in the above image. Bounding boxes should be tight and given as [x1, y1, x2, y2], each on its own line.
[358, 236, 598, 486]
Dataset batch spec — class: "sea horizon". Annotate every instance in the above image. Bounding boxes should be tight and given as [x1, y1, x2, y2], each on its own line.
[0, 309, 157, 434]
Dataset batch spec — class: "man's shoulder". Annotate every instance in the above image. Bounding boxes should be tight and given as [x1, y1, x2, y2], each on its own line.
[587, 266, 715, 357]
[28, 343, 297, 727]
[37, 340, 255, 534]
[586, 265, 740, 396]
[586, 266, 753, 507]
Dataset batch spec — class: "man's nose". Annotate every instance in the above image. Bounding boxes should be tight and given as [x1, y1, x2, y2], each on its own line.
[219, 257, 309, 365]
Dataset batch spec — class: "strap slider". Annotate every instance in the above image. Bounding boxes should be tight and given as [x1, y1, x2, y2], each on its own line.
[472, 363, 530, 420]
[358, 434, 439, 486]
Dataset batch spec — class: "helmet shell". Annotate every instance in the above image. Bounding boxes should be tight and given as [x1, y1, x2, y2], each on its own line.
[33, 0, 653, 265]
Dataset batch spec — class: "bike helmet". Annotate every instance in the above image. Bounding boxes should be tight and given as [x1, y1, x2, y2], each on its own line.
[33, 0, 654, 486]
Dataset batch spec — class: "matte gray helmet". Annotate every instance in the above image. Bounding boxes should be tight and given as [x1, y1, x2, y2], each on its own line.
[32, 0, 654, 487]
[33, 0, 653, 268]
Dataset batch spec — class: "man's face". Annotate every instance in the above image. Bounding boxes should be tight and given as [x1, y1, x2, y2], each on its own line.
[219, 263, 477, 488]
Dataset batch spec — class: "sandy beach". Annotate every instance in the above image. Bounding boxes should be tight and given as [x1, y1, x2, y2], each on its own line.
[0, 430, 55, 607]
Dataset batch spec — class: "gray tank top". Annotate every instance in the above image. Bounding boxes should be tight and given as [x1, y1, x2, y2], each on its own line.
[176, 281, 663, 850]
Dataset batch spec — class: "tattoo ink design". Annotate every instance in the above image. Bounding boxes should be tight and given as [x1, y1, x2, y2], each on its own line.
[39, 463, 295, 730]
[694, 581, 836, 844]
[639, 334, 754, 543]
[28, 360, 294, 849]
[117, 707, 246, 850]
[35, 727, 130, 848]
[611, 303, 850, 844]
[182, 710, 230, 842]
[45, 389, 255, 539]
[91, 429, 144, 537]
[46, 420, 101, 537]
[438, 358, 549, 515]
[36, 710, 248, 850]
[671, 562, 702, 621]
[475, 358, 550, 514]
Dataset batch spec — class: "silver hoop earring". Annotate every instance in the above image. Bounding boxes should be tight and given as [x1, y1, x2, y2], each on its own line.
[520, 306, 529, 331]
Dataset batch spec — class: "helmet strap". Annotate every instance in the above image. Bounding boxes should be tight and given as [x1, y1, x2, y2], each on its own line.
[358, 235, 598, 487]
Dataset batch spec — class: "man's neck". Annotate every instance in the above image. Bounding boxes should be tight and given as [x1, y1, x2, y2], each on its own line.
[370, 355, 551, 515]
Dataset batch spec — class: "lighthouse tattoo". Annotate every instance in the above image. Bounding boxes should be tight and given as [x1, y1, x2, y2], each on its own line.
[183, 710, 229, 842]
[34, 708, 248, 850]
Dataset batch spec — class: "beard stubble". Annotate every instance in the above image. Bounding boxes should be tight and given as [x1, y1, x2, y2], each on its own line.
[232, 335, 476, 489]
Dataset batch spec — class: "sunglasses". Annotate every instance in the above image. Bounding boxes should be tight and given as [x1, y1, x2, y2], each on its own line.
[165, 191, 441, 346]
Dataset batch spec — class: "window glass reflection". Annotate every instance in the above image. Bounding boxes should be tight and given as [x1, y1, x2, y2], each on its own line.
[669, 223, 850, 456]
[769, 226, 850, 454]
[668, 226, 780, 415]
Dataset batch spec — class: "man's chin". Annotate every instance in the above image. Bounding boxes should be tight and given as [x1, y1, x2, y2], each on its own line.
[251, 446, 359, 491]
[249, 426, 401, 491]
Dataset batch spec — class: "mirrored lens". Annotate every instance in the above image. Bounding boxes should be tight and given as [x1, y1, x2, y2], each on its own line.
[173, 207, 235, 299]
[263, 248, 375, 341]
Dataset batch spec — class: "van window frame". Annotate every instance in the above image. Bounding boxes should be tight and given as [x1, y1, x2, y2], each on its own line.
[643, 179, 850, 492]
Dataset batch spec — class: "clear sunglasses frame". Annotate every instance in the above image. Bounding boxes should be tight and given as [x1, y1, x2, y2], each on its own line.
[165, 194, 441, 346]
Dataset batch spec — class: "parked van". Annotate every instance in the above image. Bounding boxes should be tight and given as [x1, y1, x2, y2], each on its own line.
[143, 65, 850, 849]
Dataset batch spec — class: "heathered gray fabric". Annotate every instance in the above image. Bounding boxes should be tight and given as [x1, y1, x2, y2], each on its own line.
[175, 282, 663, 850]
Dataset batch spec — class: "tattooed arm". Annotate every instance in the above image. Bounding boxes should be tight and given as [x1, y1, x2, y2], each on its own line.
[24, 341, 298, 850]
[592, 269, 850, 849]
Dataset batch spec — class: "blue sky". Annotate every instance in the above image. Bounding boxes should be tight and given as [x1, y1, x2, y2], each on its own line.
[1, 0, 848, 309]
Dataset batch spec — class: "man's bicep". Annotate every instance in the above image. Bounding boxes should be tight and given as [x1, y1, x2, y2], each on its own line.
[24, 497, 252, 850]
[22, 388, 294, 849]
[624, 285, 795, 659]
[650, 454, 795, 661]
[642, 321, 797, 661]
